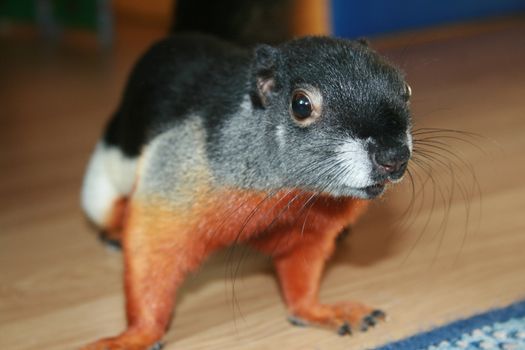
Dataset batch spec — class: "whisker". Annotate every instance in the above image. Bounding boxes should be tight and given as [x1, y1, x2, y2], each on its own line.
[415, 135, 487, 154]
[412, 127, 485, 139]
[413, 141, 483, 265]
[225, 188, 284, 324]
[401, 157, 440, 264]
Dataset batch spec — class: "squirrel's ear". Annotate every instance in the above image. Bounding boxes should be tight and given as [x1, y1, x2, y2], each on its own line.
[250, 44, 280, 108]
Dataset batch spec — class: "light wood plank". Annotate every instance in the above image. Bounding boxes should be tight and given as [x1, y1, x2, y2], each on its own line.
[1, 18, 525, 350]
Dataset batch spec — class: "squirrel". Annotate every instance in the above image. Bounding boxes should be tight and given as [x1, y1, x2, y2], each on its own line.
[80, 33, 412, 349]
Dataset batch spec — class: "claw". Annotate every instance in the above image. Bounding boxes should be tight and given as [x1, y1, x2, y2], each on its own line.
[287, 315, 307, 327]
[149, 342, 163, 350]
[98, 233, 122, 250]
[371, 309, 386, 320]
[337, 322, 352, 336]
[363, 315, 376, 327]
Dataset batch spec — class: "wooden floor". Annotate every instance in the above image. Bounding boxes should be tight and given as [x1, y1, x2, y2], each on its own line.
[1, 18, 525, 350]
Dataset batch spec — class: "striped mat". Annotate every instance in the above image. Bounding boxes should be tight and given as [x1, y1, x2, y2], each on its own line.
[377, 300, 525, 350]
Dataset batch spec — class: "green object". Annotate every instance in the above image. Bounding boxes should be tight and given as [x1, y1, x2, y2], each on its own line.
[0, 0, 98, 29]
[54, 0, 97, 29]
[0, 0, 36, 21]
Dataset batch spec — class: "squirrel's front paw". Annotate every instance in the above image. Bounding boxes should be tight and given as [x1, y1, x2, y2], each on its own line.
[287, 301, 386, 335]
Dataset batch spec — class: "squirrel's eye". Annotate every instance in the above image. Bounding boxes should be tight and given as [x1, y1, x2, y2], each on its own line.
[291, 92, 313, 120]
[289, 87, 322, 126]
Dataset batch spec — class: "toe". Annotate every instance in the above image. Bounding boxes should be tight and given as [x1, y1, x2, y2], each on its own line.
[287, 315, 308, 327]
[363, 315, 376, 327]
[337, 322, 352, 336]
[149, 342, 163, 350]
[371, 309, 386, 320]
[358, 309, 386, 332]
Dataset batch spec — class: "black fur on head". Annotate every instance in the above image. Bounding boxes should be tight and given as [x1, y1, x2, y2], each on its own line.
[248, 36, 413, 198]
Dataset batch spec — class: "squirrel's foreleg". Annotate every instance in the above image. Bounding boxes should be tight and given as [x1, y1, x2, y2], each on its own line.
[82, 199, 212, 350]
[273, 229, 385, 335]
[249, 198, 384, 335]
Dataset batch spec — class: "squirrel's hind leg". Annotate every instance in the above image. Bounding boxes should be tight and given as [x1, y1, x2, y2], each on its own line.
[82, 142, 138, 241]
[97, 196, 129, 248]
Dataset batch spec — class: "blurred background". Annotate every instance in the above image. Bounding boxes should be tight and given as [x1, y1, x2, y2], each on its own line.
[1, 1, 525, 350]
[1, 0, 525, 44]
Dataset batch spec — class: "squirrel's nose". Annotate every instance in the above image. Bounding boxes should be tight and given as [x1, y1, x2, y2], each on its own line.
[372, 146, 410, 178]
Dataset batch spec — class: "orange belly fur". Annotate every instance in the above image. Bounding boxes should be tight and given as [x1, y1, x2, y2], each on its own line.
[124, 188, 369, 256]
[83, 189, 370, 349]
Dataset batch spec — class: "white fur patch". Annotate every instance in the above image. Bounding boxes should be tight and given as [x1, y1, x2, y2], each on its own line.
[81, 142, 138, 226]
[407, 130, 413, 152]
[239, 94, 252, 114]
[336, 138, 374, 188]
[276, 125, 286, 148]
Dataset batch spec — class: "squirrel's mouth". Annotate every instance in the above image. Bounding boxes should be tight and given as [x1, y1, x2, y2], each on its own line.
[362, 183, 386, 197]
[323, 182, 389, 199]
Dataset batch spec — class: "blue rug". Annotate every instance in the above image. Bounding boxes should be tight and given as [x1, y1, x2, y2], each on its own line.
[377, 300, 525, 350]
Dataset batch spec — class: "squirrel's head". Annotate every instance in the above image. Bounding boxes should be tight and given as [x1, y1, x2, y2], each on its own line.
[249, 36, 412, 199]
